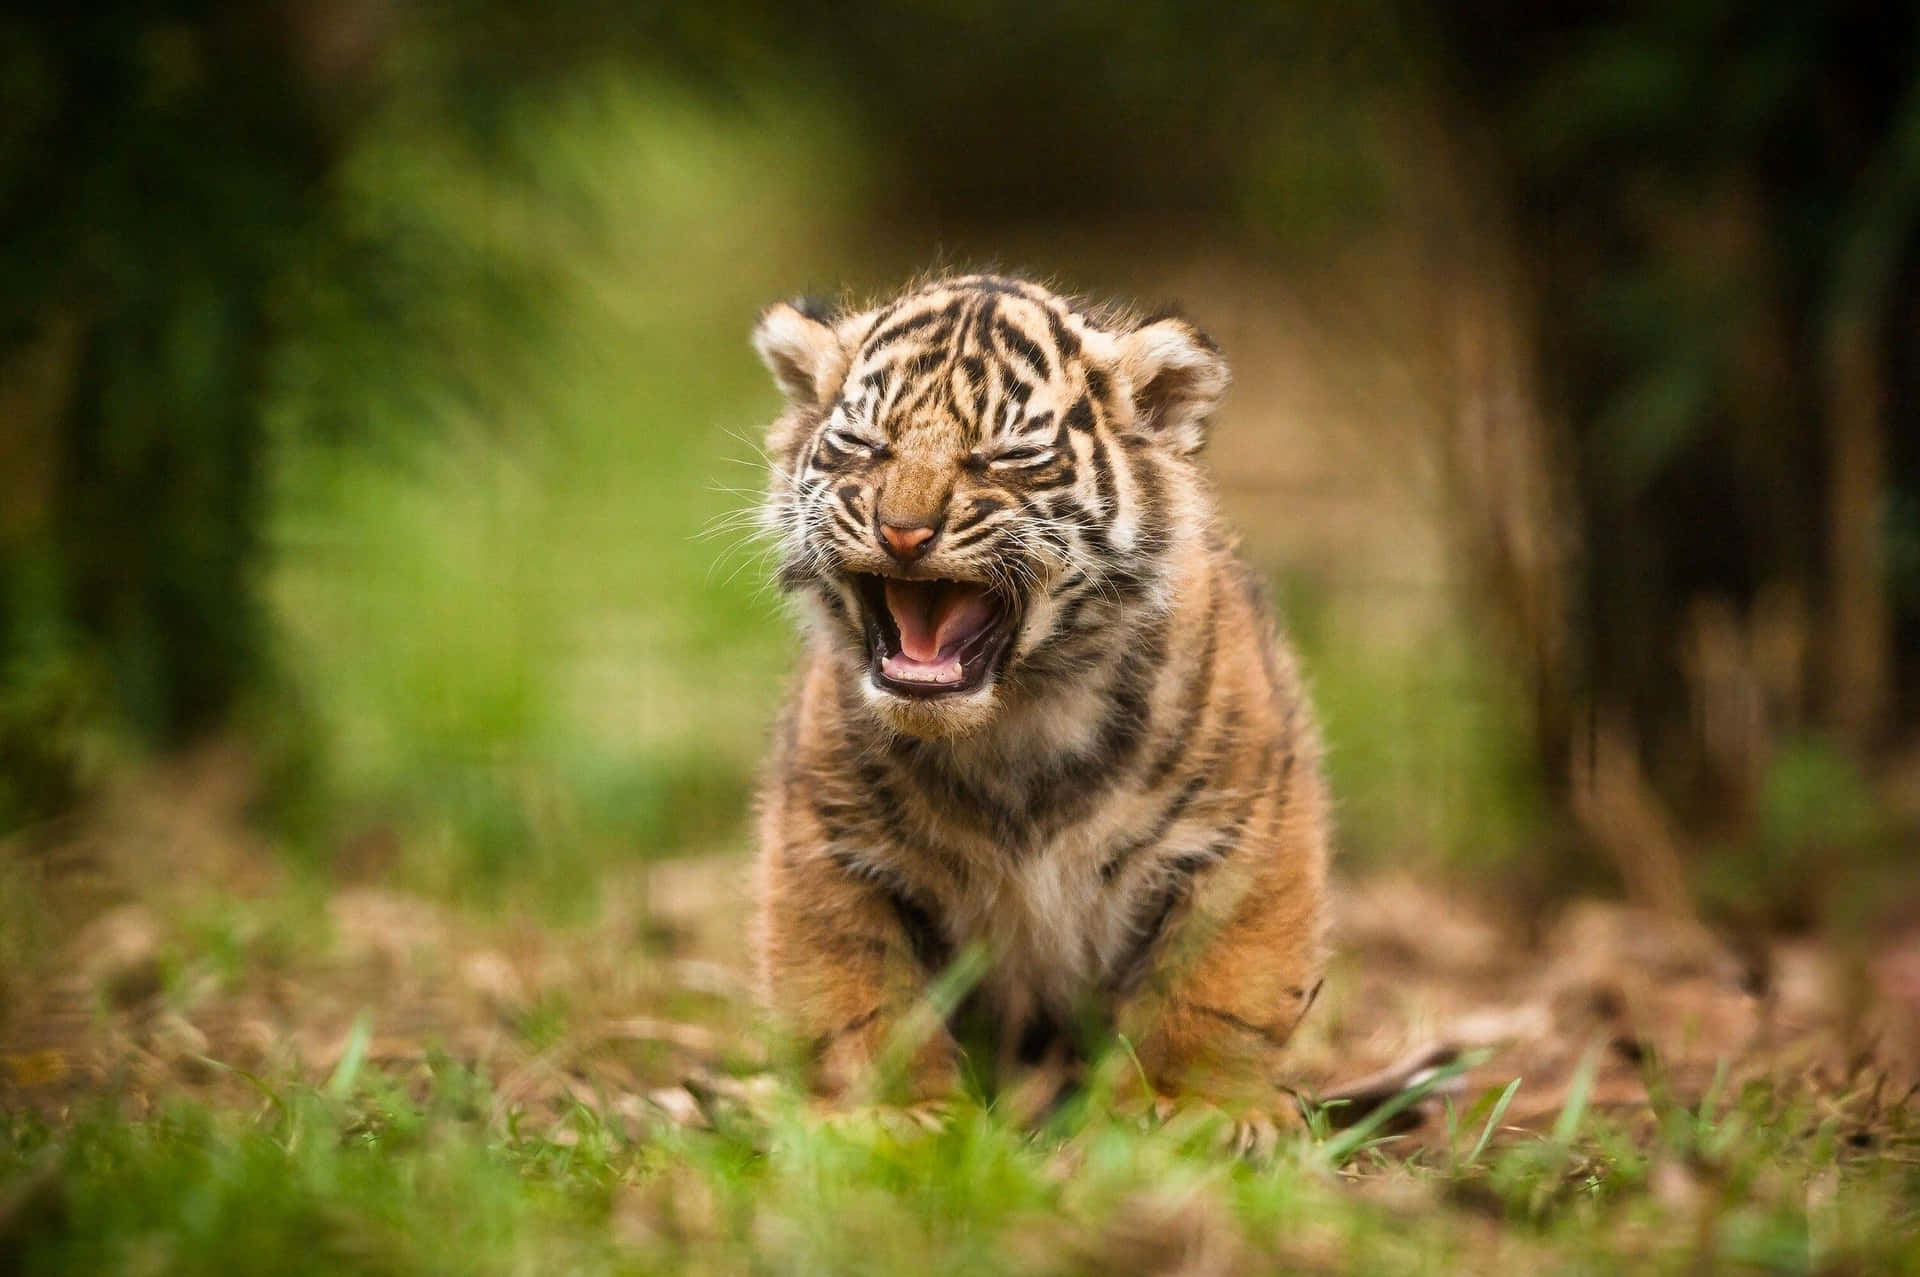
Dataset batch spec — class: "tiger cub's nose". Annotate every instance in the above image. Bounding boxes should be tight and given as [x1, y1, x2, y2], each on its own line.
[879, 520, 938, 562]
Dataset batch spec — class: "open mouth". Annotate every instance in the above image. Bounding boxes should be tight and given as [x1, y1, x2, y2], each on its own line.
[852, 574, 1020, 698]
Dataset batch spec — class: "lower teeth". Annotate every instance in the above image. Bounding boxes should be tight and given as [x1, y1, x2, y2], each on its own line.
[884, 657, 965, 684]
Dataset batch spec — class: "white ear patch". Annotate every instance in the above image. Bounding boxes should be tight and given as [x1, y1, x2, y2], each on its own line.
[1116, 317, 1230, 455]
[752, 301, 845, 409]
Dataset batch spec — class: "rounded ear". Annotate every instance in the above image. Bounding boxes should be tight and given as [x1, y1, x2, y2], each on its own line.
[752, 299, 847, 410]
[1115, 316, 1230, 454]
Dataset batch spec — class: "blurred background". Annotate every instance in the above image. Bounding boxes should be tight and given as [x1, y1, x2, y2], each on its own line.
[2, 0, 1917, 973]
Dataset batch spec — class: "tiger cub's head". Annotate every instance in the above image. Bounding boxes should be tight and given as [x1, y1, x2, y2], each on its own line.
[752, 275, 1227, 739]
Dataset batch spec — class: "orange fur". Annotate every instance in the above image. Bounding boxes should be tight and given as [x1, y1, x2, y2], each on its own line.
[750, 276, 1329, 1118]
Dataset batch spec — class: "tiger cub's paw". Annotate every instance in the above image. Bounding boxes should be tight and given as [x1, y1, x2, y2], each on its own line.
[1146, 1096, 1305, 1164]
[814, 1098, 954, 1143]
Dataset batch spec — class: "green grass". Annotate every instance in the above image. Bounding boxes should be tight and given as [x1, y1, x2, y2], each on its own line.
[4, 1059, 1914, 1274]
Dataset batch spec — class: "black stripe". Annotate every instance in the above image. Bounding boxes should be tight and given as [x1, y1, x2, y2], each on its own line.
[814, 932, 890, 966]
[832, 1008, 881, 1040]
[1084, 368, 1112, 412]
[891, 371, 949, 424]
[853, 759, 917, 847]
[1140, 573, 1222, 787]
[810, 1005, 882, 1059]
[1087, 430, 1117, 523]
[1008, 615, 1170, 834]
[1015, 1007, 1071, 1065]
[776, 559, 814, 592]
[1098, 773, 1209, 883]
[945, 496, 1005, 538]
[1063, 394, 1095, 433]
[1044, 306, 1082, 359]
[970, 295, 1000, 353]
[1100, 785, 1257, 988]
[950, 274, 1038, 299]
[1107, 880, 1188, 995]
[1165, 842, 1229, 878]
[808, 769, 886, 844]
[1049, 593, 1095, 641]
[886, 888, 953, 974]
[854, 760, 975, 892]
[867, 304, 951, 353]
[824, 846, 952, 974]
[856, 300, 900, 348]
[1020, 466, 1078, 494]
[994, 316, 1051, 380]
[1015, 624, 1107, 685]
[1187, 1003, 1292, 1047]
[1125, 439, 1167, 538]
[886, 740, 1031, 849]
[958, 355, 990, 425]
[1167, 777, 1259, 878]
[814, 436, 871, 469]
[828, 508, 866, 542]
[1050, 413, 1072, 451]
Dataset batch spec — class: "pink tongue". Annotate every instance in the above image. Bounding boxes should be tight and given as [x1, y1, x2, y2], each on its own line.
[884, 580, 994, 663]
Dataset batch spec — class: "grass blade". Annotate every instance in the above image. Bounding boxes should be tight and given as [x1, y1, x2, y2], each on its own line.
[1552, 1045, 1601, 1146]
[871, 945, 989, 1101]
[1466, 1078, 1522, 1165]
[1320, 1051, 1485, 1167]
[326, 1011, 374, 1101]
[1698, 1056, 1729, 1124]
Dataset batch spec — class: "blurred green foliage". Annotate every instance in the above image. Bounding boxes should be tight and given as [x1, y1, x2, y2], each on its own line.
[264, 71, 866, 905]
[1698, 734, 1900, 929]
[1274, 577, 1553, 882]
[1, 1, 1913, 916]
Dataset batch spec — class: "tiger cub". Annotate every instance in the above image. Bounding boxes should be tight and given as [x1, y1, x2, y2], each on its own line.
[750, 275, 1329, 1135]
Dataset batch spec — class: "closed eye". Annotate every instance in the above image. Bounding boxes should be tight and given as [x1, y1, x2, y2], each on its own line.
[820, 427, 888, 460]
[984, 445, 1055, 469]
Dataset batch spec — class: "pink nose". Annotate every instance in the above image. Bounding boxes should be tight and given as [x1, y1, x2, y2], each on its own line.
[880, 522, 936, 562]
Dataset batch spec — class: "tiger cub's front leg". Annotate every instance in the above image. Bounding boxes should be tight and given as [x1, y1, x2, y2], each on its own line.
[1110, 853, 1326, 1149]
[757, 838, 961, 1104]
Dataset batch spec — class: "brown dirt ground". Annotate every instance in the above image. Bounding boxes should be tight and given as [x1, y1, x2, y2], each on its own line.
[4, 746, 1916, 1152]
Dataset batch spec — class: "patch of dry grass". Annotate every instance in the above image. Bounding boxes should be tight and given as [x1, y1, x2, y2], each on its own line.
[3, 755, 1915, 1274]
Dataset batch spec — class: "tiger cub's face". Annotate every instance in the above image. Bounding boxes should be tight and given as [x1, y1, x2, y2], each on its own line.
[753, 276, 1228, 739]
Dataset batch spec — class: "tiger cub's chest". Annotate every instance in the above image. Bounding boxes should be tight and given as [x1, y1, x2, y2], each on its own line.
[932, 826, 1163, 1012]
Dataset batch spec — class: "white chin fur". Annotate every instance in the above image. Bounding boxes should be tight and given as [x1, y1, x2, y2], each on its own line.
[860, 674, 1001, 739]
